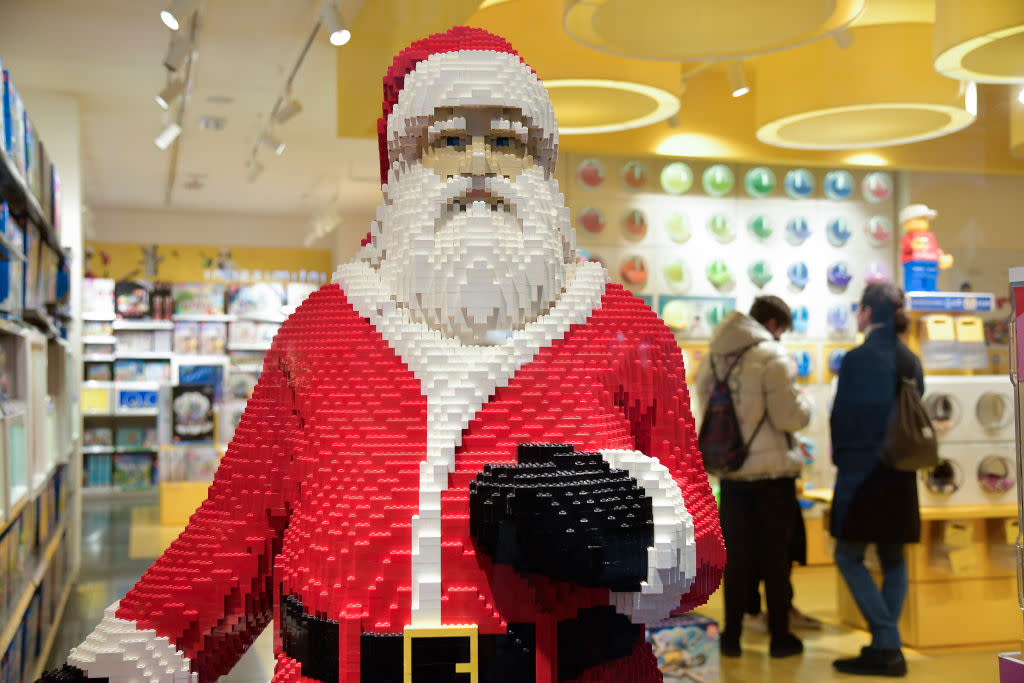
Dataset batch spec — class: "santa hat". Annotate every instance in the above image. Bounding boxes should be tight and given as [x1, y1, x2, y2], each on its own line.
[375, 26, 557, 190]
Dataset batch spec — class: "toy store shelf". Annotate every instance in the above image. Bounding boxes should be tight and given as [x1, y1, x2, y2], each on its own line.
[114, 351, 174, 360]
[0, 517, 68, 657]
[81, 313, 116, 323]
[81, 486, 157, 501]
[83, 445, 158, 455]
[24, 307, 60, 339]
[113, 407, 160, 417]
[113, 319, 174, 331]
[0, 317, 29, 337]
[237, 313, 285, 324]
[906, 291, 996, 313]
[0, 142, 59, 250]
[82, 335, 116, 345]
[227, 342, 272, 352]
[82, 353, 115, 363]
[231, 363, 263, 373]
[174, 354, 230, 365]
[172, 313, 236, 322]
[0, 230, 26, 262]
[919, 503, 1018, 521]
[30, 578, 73, 681]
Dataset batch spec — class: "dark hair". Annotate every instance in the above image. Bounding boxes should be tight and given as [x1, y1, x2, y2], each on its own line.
[860, 282, 909, 333]
[749, 295, 792, 331]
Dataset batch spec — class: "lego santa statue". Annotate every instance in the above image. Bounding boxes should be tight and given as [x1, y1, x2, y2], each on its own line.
[44, 27, 724, 683]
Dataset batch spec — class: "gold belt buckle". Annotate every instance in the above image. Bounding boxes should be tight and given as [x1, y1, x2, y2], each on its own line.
[403, 625, 479, 683]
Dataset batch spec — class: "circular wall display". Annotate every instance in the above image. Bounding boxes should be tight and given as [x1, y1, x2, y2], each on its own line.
[622, 161, 646, 189]
[977, 455, 1014, 494]
[864, 215, 893, 246]
[663, 259, 691, 292]
[619, 255, 648, 286]
[861, 172, 892, 203]
[664, 212, 692, 243]
[621, 209, 648, 241]
[976, 392, 1012, 431]
[748, 260, 773, 288]
[748, 214, 773, 241]
[576, 158, 606, 188]
[785, 217, 811, 245]
[660, 162, 693, 195]
[826, 217, 852, 247]
[792, 305, 809, 334]
[864, 260, 892, 284]
[708, 213, 736, 243]
[827, 304, 851, 334]
[791, 349, 813, 378]
[824, 170, 854, 200]
[707, 259, 732, 288]
[702, 164, 735, 196]
[660, 299, 692, 331]
[924, 393, 960, 433]
[784, 169, 814, 199]
[924, 458, 961, 496]
[744, 167, 776, 198]
[827, 261, 853, 289]
[787, 262, 809, 289]
[828, 349, 846, 373]
[576, 206, 606, 234]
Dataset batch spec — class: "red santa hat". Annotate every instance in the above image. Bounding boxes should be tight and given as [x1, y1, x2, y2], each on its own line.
[375, 26, 557, 190]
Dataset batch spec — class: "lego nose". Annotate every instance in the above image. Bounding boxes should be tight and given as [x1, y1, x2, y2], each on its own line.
[469, 137, 490, 175]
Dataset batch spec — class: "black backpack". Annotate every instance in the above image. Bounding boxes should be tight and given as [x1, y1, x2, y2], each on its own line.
[698, 343, 767, 475]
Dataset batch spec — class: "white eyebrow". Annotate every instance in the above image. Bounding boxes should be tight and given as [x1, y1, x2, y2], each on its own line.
[491, 119, 529, 142]
[426, 117, 467, 143]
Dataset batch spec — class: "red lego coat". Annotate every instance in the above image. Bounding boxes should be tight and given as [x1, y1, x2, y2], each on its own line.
[114, 280, 724, 683]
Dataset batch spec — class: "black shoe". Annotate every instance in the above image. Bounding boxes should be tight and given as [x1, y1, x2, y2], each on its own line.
[720, 631, 742, 658]
[769, 633, 803, 658]
[833, 646, 907, 677]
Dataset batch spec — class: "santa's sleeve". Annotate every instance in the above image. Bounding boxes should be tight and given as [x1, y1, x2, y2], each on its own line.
[610, 315, 725, 617]
[61, 346, 303, 683]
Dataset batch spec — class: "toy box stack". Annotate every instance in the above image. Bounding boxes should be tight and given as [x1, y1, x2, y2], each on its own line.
[646, 613, 720, 682]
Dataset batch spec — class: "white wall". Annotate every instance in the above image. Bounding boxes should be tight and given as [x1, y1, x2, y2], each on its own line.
[90, 207, 307, 247]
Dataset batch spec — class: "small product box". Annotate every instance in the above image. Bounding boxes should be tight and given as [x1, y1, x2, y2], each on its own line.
[200, 321, 227, 354]
[646, 613, 720, 683]
[0, 205, 23, 319]
[173, 282, 225, 315]
[114, 280, 152, 319]
[3, 69, 26, 178]
[227, 282, 285, 318]
[174, 321, 200, 354]
[82, 425, 113, 449]
[112, 453, 154, 490]
[82, 278, 115, 319]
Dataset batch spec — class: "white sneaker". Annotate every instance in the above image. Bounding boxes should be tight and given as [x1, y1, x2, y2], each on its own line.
[743, 612, 769, 633]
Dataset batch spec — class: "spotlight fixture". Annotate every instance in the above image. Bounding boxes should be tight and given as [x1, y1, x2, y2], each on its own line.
[154, 122, 183, 150]
[160, 0, 200, 30]
[156, 78, 186, 109]
[832, 28, 854, 49]
[260, 132, 286, 155]
[164, 29, 192, 72]
[1019, 87, 1024, 106]
[727, 61, 750, 98]
[964, 81, 978, 117]
[274, 98, 303, 124]
[321, 1, 351, 46]
[246, 159, 264, 183]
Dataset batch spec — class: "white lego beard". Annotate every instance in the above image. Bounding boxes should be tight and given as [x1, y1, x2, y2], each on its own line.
[376, 164, 572, 345]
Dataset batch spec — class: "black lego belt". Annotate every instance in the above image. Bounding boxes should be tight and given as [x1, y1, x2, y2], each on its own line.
[280, 594, 643, 683]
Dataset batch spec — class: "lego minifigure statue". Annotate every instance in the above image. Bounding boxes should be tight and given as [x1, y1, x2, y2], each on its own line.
[899, 204, 953, 292]
[44, 27, 724, 683]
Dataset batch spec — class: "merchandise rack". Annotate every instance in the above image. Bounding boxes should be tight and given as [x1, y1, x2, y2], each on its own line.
[0, 139, 59, 251]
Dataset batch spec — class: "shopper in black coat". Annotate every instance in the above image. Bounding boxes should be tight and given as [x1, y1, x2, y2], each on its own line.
[830, 283, 922, 678]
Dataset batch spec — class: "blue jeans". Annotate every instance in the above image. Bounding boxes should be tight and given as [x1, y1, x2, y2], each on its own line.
[834, 540, 907, 649]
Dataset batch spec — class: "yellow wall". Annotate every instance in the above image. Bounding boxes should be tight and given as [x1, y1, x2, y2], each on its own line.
[84, 241, 333, 286]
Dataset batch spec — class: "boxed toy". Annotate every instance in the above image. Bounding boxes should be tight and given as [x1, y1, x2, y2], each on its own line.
[51, 163, 62, 234]
[84, 362, 113, 382]
[173, 321, 200, 354]
[3, 69, 26, 178]
[646, 613, 720, 683]
[82, 278, 115, 319]
[226, 372, 258, 400]
[227, 282, 285, 318]
[158, 448, 187, 482]
[172, 282, 225, 315]
[82, 424, 113, 449]
[113, 359, 145, 382]
[186, 446, 220, 482]
[85, 453, 113, 487]
[112, 453, 154, 490]
[23, 112, 37, 199]
[0, 205, 23, 319]
[172, 383, 214, 443]
[115, 425, 147, 451]
[114, 280, 151, 319]
[21, 220, 40, 312]
[82, 319, 113, 337]
[143, 360, 170, 383]
[177, 364, 224, 403]
[199, 321, 227, 354]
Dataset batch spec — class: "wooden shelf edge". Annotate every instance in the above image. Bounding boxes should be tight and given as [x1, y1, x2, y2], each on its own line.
[0, 518, 69, 655]
[31, 578, 74, 681]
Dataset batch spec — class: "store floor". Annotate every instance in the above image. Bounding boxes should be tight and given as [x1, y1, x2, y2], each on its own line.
[49, 497, 1005, 682]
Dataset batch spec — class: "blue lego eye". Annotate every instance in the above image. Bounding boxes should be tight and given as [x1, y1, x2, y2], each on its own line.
[493, 136, 511, 147]
[445, 136, 462, 147]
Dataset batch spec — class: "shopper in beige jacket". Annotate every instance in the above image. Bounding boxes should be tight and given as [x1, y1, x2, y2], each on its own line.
[694, 296, 813, 658]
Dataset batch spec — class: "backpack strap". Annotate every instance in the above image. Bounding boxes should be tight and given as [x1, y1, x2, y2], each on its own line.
[709, 340, 769, 448]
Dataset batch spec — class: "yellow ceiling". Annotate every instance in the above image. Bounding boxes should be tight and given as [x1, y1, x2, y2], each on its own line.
[336, 0, 1024, 175]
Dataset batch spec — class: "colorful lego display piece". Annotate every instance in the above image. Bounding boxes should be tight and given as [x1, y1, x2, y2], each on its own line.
[44, 26, 724, 683]
[900, 203, 953, 292]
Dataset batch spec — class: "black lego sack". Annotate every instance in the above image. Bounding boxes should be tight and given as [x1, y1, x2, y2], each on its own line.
[881, 376, 938, 472]
[698, 343, 766, 475]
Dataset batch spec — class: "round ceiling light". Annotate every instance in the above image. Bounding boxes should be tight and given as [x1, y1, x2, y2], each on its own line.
[563, 0, 865, 62]
[1011, 98, 1024, 159]
[544, 79, 680, 135]
[934, 0, 1024, 83]
[756, 23, 976, 149]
